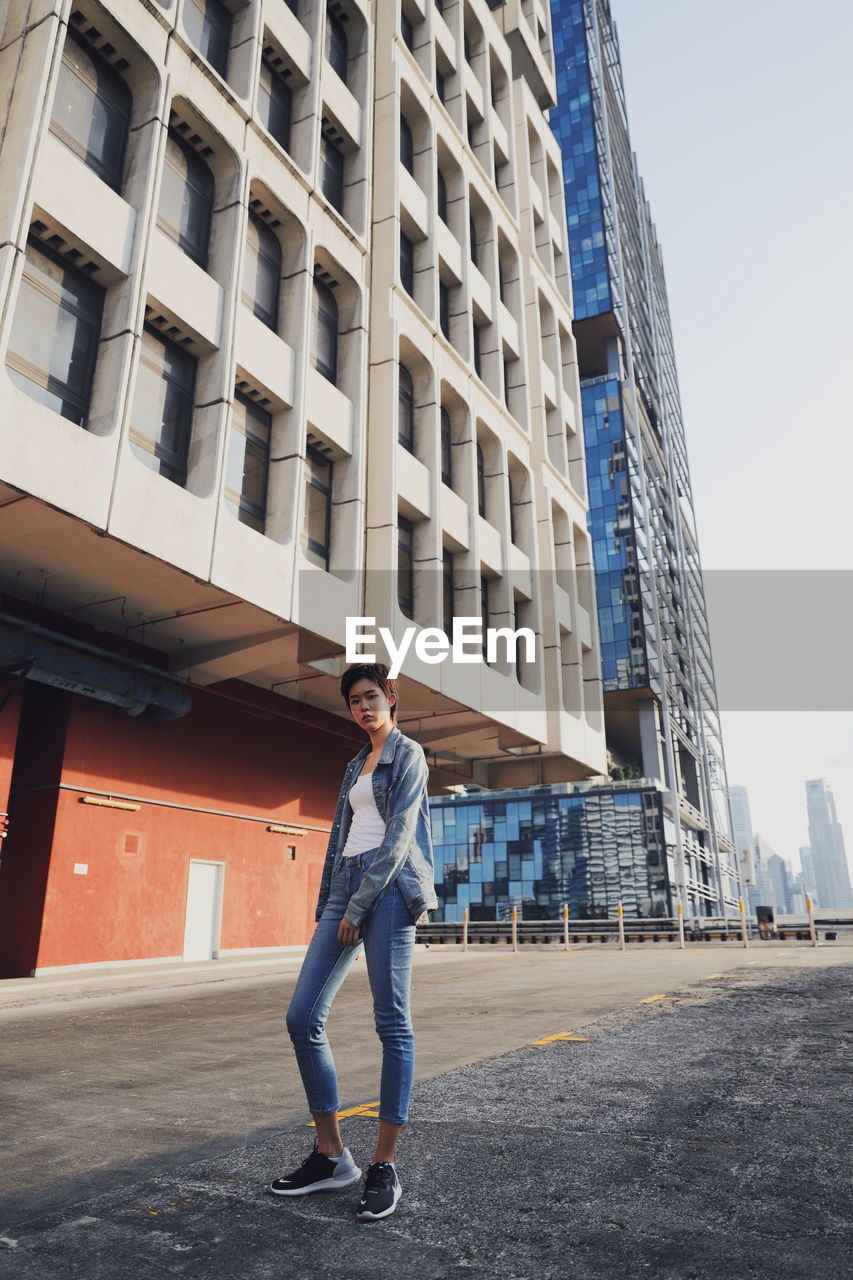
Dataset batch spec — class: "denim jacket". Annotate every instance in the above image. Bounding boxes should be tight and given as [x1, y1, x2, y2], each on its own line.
[315, 725, 438, 928]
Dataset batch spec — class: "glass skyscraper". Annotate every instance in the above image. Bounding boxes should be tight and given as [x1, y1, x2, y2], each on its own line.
[805, 779, 852, 908]
[549, 0, 739, 916]
[430, 781, 668, 923]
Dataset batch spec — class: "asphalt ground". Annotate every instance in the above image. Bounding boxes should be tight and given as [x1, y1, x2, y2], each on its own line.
[0, 945, 850, 1278]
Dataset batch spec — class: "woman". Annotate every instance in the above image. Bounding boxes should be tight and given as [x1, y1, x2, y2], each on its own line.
[269, 663, 437, 1221]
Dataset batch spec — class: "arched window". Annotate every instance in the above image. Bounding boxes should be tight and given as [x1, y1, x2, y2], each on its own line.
[312, 277, 338, 384]
[437, 167, 448, 223]
[184, 0, 231, 77]
[440, 407, 452, 486]
[398, 362, 414, 452]
[398, 515, 414, 618]
[5, 238, 104, 427]
[476, 442, 485, 516]
[157, 132, 214, 269]
[50, 31, 132, 192]
[400, 231, 414, 295]
[508, 471, 519, 544]
[130, 326, 197, 487]
[326, 8, 348, 82]
[442, 548, 454, 636]
[242, 213, 281, 330]
[259, 55, 293, 152]
[226, 392, 271, 531]
[321, 134, 345, 212]
[400, 113, 414, 174]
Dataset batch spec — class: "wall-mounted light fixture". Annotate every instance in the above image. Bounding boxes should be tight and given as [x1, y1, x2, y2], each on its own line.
[267, 824, 307, 837]
[80, 796, 142, 812]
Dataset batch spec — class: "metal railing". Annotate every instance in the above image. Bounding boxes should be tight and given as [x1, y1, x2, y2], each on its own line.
[417, 901, 846, 950]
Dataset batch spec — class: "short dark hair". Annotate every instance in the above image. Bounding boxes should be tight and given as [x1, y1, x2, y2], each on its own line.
[340, 663, 399, 722]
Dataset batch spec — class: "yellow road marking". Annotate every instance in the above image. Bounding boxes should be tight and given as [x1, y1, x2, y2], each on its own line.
[307, 1101, 380, 1126]
[702, 973, 728, 979]
[531, 1033, 591, 1045]
[639, 994, 681, 1003]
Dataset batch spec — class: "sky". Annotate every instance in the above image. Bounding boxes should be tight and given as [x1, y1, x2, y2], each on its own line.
[605, 0, 853, 873]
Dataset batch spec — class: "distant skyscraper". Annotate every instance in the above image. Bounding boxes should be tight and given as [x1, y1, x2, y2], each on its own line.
[749, 833, 778, 914]
[805, 780, 852, 908]
[729, 785, 755, 892]
[767, 853, 793, 915]
[550, 0, 738, 916]
[799, 845, 819, 906]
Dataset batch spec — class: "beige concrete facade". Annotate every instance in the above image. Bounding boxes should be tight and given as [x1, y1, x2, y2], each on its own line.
[0, 0, 605, 788]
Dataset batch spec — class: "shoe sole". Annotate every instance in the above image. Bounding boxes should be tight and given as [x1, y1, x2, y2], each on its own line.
[356, 1185, 402, 1220]
[269, 1169, 362, 1197]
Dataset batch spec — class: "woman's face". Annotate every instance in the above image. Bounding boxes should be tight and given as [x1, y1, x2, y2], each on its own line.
[347, 679, 396, 733]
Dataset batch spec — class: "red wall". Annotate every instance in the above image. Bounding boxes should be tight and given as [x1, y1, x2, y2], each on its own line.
[0, 679, 361, 975]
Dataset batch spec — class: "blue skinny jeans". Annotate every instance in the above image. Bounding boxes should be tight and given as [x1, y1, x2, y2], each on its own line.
[285, 848, 416, 1125]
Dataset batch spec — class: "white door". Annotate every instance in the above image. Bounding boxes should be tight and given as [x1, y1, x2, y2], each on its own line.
[182, 861, 222, 962]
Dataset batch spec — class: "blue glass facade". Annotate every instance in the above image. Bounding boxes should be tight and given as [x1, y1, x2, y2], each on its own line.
[430, 786, 670, 923]
[581, 377, 646, 690]
[551, 0, 611, 318]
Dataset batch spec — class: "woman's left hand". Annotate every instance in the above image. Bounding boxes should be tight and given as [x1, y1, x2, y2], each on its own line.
[337, 918, 361, 947]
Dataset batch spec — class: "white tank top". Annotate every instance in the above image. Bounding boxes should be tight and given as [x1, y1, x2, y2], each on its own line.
[341, 771, 387, 856]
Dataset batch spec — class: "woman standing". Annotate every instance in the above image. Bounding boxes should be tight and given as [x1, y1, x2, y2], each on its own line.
[269, 663, 437, 1220]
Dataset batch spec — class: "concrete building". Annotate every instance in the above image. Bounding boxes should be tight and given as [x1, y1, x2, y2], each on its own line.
[0, 0, 606, 975]
[805, 779, 852, 909]
[548, 0, 738, 917]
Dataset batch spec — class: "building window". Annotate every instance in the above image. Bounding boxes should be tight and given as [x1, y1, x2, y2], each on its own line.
[129, 326, 196, 487]
[480, 573, 490, 658]
[469, 213, 478, 267]
[476, 442, 485, 516]
[312, 277, 338, 384]
[285, 0, 299, 13]
[436, 69, 446, 104]
[259, 55, 293, 152]
[304, 445, 333, 567]
[401, 11, 414, 50]
[326, 7, 348, 81]
[50, 31, 131, 192]
[321, 134, 345, 213]
[437, 167, 448, 223]
[443, 548, 454, 636]
[398, 514, 414, 618]
[242, 213, 281, 330]
[157, 132, 214, 269]
[184, 0, 231, 78]
[498, 255, 509, 304]
[472, 321, 482, 378]
[226, 393, 270, 532]
[503, 357, 511, 410]
[398, 362, 414, 452]
[439, 281, 450, 339]
[440, 406, 452, 486]
[400, 113, 414, 174]
[400, 231, 414, 296]
[508, 471, 519, 544]
[514, 598, 524, 683]
[5, 238, 104, 427]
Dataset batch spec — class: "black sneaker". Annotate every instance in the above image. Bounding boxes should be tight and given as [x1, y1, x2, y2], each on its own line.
[356, 1161, 402, 1220]
[269, 1143, 361, 1196]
